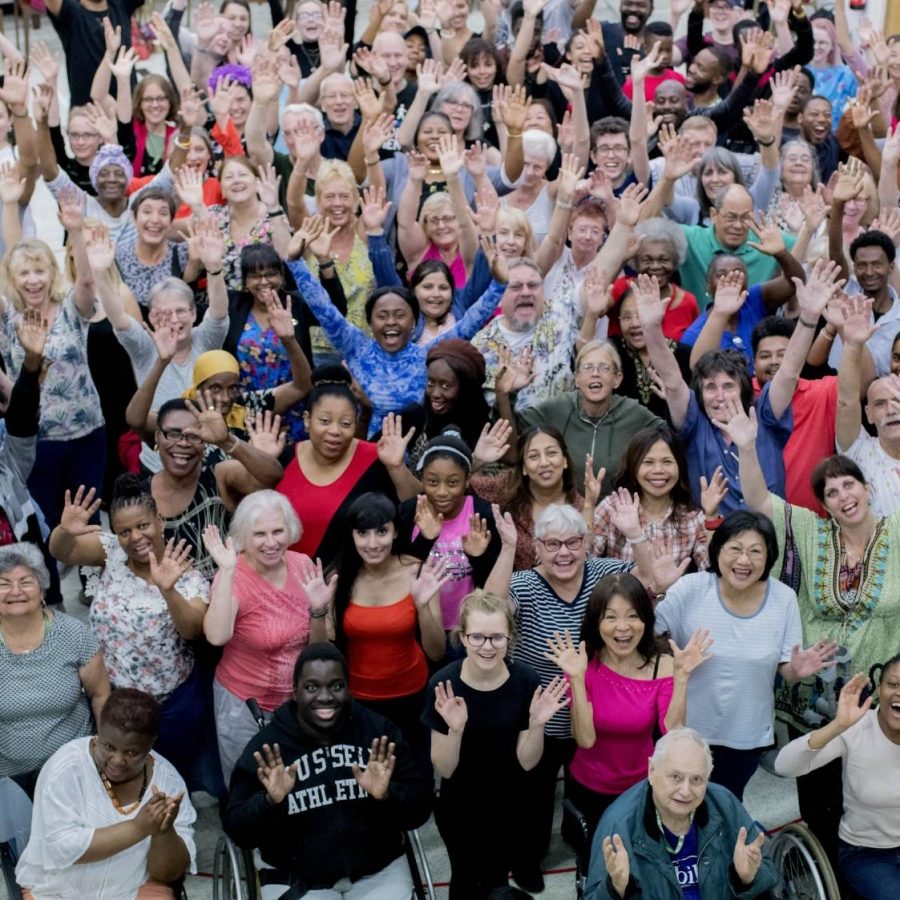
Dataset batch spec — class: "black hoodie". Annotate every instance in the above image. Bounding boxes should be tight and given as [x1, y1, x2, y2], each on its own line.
[223, 700, 433, 892]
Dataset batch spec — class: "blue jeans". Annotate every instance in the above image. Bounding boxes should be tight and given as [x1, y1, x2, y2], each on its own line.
[708, 745, 764, 801]
[839, 840, 900, 899]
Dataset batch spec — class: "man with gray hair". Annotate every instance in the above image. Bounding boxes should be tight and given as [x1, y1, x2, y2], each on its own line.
[585, 727, 777, 899]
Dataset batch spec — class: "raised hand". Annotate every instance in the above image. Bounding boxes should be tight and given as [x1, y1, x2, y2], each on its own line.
[614, 182, 649, 229]
[416, 58, 442, 95]
[769, 67, 798, 113]
[528, 676, 570, 728]
[472, 419, 512, 466]
[437, 133, 464, 178]
[439, 58, 467, 88]
[711, 398, 757, 449]
[83, 101, 117, 144]
[470, 188, 499, 234]
[150, 11, 179, 55]
[102, 15, 122, 58]
[32, 82, 55, 124]
[832, 157, 865, 204]
[353, 46, 390, 85]
[263, 292, 295, 340]
[712, 268, 748, 316]
[376, 412, 414, 469]
[60, 486, 102, 536]
[495, 345, 535, 395]
[414, 493, 444, 540]
[633, 273, 669, 330]
[296, 556, 337, 614]
[184, 390, 230, 446]
[143, 316, 179, 362]
[85, 223, 116, 271]
[630, 40, 663, 83]
[0, 160, 24, 205]
[493, 83, 529, 133]
[463, 140, 488, 178]
[257, 162, 281, 211]
[360, 184, 392, 233]
[434, 680, 468, 731]
[607, 487, 643, 541]
[15, 309, 49, 362]
[307, 217, 340, 261]
[148, 538, 193, 591]
[670, 628, 714, 679]
[544, 629, 588, 679]
[834, 673, 874, 731]
[603, 836, 631, 898]
[288, 214, 325, 260]
[478, 233, 509, 283]
[789, 639, 839, 679]
[57, 185, 86, 234]
[583, 455, 606, 510]
[840, 293, 875, 347]
[249, 54, 281, 104]
[109, 46, 139, 81]
[733, 827, 766, 885]
[647, 543, 691, 593]
[792, 258, 844, 321]
[698, 466, 728, 517]
[246, 410, 286, 458]
[353, 78, 384, 123]
[0, 60, 28, 111]
[177, 84, 204, 130]
[581, 266, 613, 319]
[173, 167, 206, 212]
[492, 503, 517, 550]
[798, 184, 828, 233]
[461, 514, 492, 557]
[202, 524, 237, 571]
[743, 98, 780, 146]
[406, 148, 428, 182]
[746, 212, 786, 257]
[352, 736, 396, 799]
[254, 742, 299, 804]
[410, 555, 452, 607]
[30, 42, 61, 83]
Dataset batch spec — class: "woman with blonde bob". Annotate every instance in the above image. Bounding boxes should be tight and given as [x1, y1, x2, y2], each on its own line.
[424, 589, 568, 897]
[202, 489, 331, 782]
[0, 236, 105, 531]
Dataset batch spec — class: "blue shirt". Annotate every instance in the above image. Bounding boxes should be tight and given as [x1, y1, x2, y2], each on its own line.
[681, 382, 792, 515]
[679, 284, 766, 372]
[662, 821, 701, 900]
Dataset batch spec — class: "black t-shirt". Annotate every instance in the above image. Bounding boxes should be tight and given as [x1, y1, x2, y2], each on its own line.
[423, 659, 539, 799]
[50, 0, 143, 106]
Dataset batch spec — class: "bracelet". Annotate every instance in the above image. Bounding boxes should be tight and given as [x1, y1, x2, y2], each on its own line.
[267, 208, 285, 218]
[507, 130, 523, 139]
[364, 157, 380, 166]
[206, 268, 223, 277]
[798, 317, 818, 328]
[174, 137, 191, 150]
[377, 77, 391, 88]
[704, 516, 724, 531]
[624, 533, 648, 546]
[822, 327, 837, 342]
[757, 137, 776, 147]
[318, 258, 336, 269]
[309, 608, 329, 619]
[223, 435, 239, 455]
[11, 110, 28, 119]
[557, 200, 572, 210]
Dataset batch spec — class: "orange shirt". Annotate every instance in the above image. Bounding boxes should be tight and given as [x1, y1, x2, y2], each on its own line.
[343, 595, 428, 700]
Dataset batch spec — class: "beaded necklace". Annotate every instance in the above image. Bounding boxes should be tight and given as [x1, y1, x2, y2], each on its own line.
[655, 807, 695, 855]
[91, 738, 149, 815]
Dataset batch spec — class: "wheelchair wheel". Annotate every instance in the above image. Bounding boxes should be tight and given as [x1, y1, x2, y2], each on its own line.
[212, 835, 259, 900]
[770, 822, 841, 900]
[404, 829, 436, 900]
[1, 841, 23, 900]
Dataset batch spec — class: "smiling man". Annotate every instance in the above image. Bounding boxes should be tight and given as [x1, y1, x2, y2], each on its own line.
[224, 643, 432, 898]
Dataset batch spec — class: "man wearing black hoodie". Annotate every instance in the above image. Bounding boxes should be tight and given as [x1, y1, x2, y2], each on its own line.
[224, 643, 432, 897]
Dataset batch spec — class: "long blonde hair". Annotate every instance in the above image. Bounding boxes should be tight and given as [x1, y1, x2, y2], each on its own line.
[2, 240, 66, 311]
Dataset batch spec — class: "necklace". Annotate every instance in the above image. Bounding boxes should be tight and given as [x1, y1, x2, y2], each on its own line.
[655, 807, 695, 854]
[0, 610, 49, 652]
[92, 739, 149, 815]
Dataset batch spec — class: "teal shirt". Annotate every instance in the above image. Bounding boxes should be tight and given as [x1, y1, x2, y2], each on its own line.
[677, 224, 797, 310]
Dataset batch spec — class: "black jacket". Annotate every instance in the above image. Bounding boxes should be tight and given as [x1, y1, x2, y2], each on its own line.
[223, 700, 432, 892]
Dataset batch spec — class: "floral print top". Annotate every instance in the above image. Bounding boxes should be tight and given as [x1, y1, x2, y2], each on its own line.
[208, 204, 275, 292]
[306, 234, 374, 356]
[85, 532, 210, 701]
[0, 292, 104, 441]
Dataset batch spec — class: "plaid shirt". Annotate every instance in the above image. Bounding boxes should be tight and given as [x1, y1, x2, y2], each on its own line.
[592, 498, 709, 571]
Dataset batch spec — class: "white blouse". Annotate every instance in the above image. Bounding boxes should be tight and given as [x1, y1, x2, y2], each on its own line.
[16, 738, 197, 899]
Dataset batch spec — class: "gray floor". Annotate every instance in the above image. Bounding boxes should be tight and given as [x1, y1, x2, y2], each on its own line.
[4, 1, 809, 897]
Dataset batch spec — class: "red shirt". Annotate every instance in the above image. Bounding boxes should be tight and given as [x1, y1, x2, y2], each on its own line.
[608, 276, 699, 341]
[623, 70, 687, 101]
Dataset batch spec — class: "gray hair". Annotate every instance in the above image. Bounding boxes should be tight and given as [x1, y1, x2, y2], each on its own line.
[148, 277, 196, 310]
[534, 504, 588, 540]
[433, 82, 483, 143]
[650, 727, 714, 779]
[780, 139, 820, 189]
[0, 543, 50, 593]
[282, 102, 324, 132]
[522, 128, 557, 165]
[697, 147, 745, 218]
[319, 73, 354, 104]
[634, 217, 688, 267]
[229, 490, 302, 552]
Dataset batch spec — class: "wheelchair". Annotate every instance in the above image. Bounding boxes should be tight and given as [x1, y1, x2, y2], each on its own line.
[211, 830, 436, 900]
[212, 699, 436, 900]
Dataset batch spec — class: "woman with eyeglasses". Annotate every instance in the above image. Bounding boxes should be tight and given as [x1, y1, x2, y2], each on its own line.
[654, 510, 837, 802]
[424, 590, 568, 898]
[487, 503, 687, 890]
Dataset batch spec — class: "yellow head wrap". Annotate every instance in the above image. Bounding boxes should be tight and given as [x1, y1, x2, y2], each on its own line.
[182, 350, 246, 430]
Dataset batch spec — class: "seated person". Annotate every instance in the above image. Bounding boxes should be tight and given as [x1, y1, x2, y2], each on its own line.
[584, 727, 777, 899]
[15, 688, 196, 900]
[223, 643, 432, 898]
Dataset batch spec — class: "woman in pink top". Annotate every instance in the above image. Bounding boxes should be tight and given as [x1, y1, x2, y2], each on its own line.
[545, 573, 712, 840]
[202, 491, 331, 783]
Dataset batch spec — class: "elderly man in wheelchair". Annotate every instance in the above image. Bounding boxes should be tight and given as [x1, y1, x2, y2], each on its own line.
[222, 643, 433, 900]
[583, 728, 778, 900]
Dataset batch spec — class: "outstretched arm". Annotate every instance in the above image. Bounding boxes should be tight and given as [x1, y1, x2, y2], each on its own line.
[835, 295, 876, 452]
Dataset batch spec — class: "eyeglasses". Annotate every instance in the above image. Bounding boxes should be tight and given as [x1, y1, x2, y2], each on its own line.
[716, 212, 751, 226]
[579, 362, 617, 375]
[141, 96, 169, 106]
[69, 132, 98, 142]
[538, 536, 584, 553]
[159, 428, 203, 445]
[594, 144, 629, 156]
[296, 11, 323, 20]
[721, 543, 766, 561]
[443, 98, 474, 111]
[0, 576, 39, 592]
[783, 154, 813, 164]
[245, 269, 282, 282]
[426, 215, 456, 226]
[465, 633, 511, 648]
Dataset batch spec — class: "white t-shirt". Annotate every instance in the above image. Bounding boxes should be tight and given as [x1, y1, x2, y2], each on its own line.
[655, 571, 801, 749]
[16, 737, 197, 899]
[837, 429, 900, 518]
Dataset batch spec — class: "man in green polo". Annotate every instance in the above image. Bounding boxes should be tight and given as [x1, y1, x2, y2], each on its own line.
[678, 184, 796, 309]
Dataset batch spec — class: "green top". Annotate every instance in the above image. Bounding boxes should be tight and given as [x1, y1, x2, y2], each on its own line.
[678, 225, 797, 310]
[770, 493, 900, 731]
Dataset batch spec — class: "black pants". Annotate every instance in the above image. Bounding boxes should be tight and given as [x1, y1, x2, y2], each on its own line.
[708, 745, 765, 801]
[358, 691, 430, 772]
[511, 735, 577, 871]
[565, 776, 620, 854]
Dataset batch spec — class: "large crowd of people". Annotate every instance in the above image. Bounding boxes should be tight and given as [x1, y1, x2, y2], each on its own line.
[1, 0, 900, 896]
